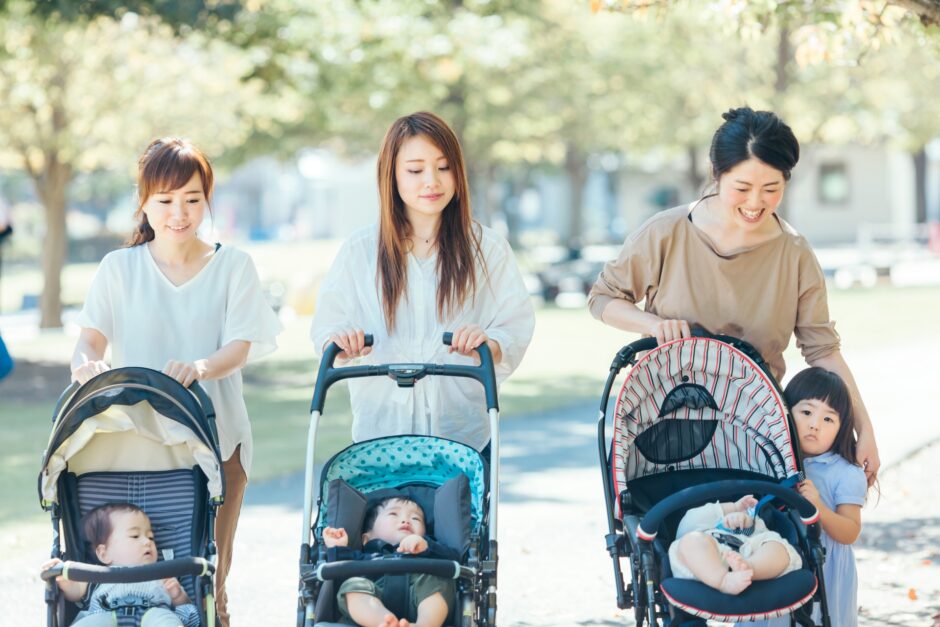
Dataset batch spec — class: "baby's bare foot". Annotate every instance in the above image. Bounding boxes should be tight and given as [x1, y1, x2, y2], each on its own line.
[398, 620, 410, 627]
[725, 551, 752, 572]
[718, 567, 754, 595]
[377, 614, 398, 627]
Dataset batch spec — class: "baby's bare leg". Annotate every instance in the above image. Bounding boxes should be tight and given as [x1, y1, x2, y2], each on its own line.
[413, 591, 448, 627]
[743, 540, 790, 580]
[345, 592, 398, 627]
[677, 532, 753, 595]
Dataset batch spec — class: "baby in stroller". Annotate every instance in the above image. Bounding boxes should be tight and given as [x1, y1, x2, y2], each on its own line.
[323, 496, 459, 627]
[41, 503, 199, 626]
[669, 495, 803, 595]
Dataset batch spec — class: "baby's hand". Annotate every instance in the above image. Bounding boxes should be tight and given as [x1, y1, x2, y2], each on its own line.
[40, 558, 64, 577]
[162, 578, 190, 605]
[322, 527, 349, 548]
[734, 495, 758, 512]
[397, 534, 428, 554]
[798, 479, 822, 508]
[723, 512, 753, 530]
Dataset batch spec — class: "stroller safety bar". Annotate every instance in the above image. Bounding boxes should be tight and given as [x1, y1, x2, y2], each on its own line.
[310, 333, 498, 412]
[308, 558, 472, 582]
[636, 480, 820, 542]
[41, 558, 213, 584]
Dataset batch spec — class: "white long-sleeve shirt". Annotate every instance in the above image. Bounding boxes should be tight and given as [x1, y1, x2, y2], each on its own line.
[310, 224, 535, 450]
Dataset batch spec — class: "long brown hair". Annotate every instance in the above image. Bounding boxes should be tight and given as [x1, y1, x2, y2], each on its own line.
[376, 112, 484, 330]
[126, 138, 214, 247]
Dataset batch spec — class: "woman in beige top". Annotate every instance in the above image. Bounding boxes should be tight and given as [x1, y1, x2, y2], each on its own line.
[588, 107, 880, 485]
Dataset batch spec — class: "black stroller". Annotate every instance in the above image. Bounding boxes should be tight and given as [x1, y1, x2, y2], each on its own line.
[39, 367, 224, 626]
[297, 333, 499, 627]
[597, 333, 832, 626]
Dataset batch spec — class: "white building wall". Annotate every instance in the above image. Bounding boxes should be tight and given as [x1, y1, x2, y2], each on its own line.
[785, 144, 914, 246]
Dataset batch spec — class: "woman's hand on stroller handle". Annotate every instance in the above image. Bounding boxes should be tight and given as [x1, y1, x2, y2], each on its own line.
[71, 360, 110, 385]
[328, 328, 374, 360]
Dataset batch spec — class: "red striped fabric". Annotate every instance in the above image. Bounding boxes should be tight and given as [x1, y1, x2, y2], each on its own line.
[611, 338, 797, 518]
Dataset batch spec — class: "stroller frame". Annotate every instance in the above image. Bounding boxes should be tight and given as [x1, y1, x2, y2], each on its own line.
[38, 367, 224, 627]
[596, 333, 833, 627]
[298, 332, 500, 627]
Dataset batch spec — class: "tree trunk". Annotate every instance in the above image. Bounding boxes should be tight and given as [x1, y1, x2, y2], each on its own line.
[687, 145, 704, 194]
[913, 146, 927, 224]
[35, 159, 72, 329]
[564, 144, 588, 256]
[468, 162, 494, 227]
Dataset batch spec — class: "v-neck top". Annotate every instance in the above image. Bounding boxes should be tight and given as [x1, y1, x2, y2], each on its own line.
[588, 204, 840, 381]
[143, 241, 222, 290]
[75, 243, 283, 475]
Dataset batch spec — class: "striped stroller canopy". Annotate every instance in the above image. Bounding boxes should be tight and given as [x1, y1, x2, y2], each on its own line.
[612, 337, 798, 506]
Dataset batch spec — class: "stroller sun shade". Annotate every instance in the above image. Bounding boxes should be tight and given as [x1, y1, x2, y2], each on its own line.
[39, 368, 224, 506]
[612, 337, 798, 515]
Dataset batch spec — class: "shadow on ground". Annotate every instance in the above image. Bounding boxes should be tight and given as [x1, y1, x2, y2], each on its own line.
[858, 517, 940, 561]
[0, 359, 70, 402]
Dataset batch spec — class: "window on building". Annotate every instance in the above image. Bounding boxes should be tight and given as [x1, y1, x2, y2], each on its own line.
[818, 163, 849, 206]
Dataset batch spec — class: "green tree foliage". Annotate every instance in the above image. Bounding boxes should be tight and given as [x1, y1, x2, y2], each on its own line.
[0, 2, 263, 327]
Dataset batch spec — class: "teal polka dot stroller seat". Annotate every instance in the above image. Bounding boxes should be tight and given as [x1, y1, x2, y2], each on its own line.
[298, 334, 499, 627]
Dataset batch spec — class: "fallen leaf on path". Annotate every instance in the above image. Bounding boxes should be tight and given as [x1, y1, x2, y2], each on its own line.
[907, 587, 917, 601]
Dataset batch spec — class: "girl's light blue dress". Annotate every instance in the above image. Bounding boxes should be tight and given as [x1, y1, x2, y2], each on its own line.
[736, 451, 867, 626]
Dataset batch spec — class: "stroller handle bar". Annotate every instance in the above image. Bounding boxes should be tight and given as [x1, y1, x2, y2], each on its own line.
[310, 332, 498, 413]
[635, 479, 820, 544]
[307, 558, 473, 583]
[41, 557, 214, 584]
[52, 369, 217, 426]
[607, 329, 769, 375]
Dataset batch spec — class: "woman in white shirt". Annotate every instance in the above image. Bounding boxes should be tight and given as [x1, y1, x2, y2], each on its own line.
[311, 111, 535, 453]
[70, 138, 282, 627]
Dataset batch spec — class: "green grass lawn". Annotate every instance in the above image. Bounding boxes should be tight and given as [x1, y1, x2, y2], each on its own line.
[2, 283, 938, 527]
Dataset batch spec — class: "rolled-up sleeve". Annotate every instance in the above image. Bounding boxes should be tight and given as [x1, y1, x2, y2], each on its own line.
[588, 229, 657, 321]
[74, 253, 116, 338]
[221, 254, 283, 362]
[310, 239, 359, 358]
[794, 248, 840, 363]
[479, 237, 535, 381]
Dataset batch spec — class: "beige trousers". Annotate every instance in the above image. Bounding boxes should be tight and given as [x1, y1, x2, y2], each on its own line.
[215, 445, 248, 627]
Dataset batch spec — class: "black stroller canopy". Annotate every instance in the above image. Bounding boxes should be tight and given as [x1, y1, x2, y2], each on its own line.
[39, 367, 224, 507]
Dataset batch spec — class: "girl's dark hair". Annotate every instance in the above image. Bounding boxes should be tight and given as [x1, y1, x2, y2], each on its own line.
[82, 502, 146, 547]
[126, 137, 214, 247]
[376, 111, 484, 331]
[362, 496, 424, 533]
[709, 107, 800, 181]
[784, 367, 857, 464]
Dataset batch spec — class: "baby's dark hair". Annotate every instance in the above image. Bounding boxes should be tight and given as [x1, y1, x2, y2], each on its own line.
[362, 496, 424, 533]
[83, 502, 147, 547]
[784, 367, 857, 464]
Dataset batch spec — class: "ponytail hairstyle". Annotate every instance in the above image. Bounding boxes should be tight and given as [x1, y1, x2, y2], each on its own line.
[126, 138, 214, 247]
[784, 367, 857, 465]
[375, 111, 484, 331]
[709, 107, 800, 183]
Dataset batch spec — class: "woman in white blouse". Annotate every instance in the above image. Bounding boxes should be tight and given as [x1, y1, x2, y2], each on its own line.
[311, 111, 535, 453]
[70, 138, 282, 627]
